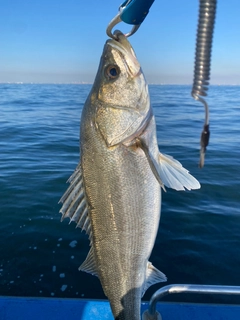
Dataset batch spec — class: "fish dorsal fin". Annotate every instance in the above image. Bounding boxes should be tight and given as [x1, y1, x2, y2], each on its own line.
[59, 163, 92, 242]
[142, 262, 167, 297]
[138, 138, 200, 191]
[79, 247, 98, 277]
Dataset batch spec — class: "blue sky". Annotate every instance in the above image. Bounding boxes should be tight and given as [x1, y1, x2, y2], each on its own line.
[1, 0, 239, 84]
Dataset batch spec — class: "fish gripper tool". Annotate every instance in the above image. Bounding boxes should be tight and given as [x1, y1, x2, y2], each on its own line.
[191, 0, 217, 168]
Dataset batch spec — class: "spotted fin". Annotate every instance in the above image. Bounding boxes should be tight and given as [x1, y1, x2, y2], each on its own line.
[142, 262, 167, 297]
[59, 163, 92, 241]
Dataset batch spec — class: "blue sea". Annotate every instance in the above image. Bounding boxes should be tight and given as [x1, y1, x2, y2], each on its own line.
[0, 83, 240, 304]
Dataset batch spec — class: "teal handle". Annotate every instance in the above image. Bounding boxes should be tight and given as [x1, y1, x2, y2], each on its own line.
[119, 0, 155, 25]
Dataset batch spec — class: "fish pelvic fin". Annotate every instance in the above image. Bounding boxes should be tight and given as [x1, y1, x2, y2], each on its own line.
[59, 162, 92, 242]
[142, 262, 167, 297]
[138, 138, 200, 191]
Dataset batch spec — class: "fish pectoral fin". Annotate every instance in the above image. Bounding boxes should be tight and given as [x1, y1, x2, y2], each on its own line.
[59, 162, 92, 242]
[138, 138, 200, 191]
[142, 262, 167, 297]
[157, 153, 201, 191]
[79, 247, 98, 277]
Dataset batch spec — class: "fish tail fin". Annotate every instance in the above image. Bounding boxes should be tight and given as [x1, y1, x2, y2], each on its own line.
[158, 153, 201, 191]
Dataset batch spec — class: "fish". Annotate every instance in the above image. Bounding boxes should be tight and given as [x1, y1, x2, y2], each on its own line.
[59, 30, 200, 320]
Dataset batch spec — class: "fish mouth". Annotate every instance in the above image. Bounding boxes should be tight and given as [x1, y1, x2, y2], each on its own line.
[106, 30, 140, 77]
[107, 30, 136, 57]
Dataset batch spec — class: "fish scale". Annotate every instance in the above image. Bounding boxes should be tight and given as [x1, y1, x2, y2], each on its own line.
[82, 116, 161, 320]
[60, 30, 200, 320]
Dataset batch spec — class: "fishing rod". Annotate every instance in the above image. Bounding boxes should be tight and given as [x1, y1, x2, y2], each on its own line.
[107, 0, 217, 168]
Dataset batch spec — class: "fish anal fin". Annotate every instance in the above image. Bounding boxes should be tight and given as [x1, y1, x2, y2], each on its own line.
[142, 262, 167, 297]
[79, 247, 98, 277]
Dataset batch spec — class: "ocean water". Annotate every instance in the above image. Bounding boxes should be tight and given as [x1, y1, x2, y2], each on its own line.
[0, 83, 240, 304]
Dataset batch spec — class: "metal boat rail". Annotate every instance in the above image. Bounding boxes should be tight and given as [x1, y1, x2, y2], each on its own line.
[142, 284, 240, 320]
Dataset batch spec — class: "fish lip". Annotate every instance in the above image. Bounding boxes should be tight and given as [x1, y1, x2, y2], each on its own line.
[106, 38, 136, 58]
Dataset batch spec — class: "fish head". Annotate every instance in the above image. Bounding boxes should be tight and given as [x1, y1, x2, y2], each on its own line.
[91, 31, 151, 147]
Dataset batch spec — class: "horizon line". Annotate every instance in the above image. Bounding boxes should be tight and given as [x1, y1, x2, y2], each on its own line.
[0, 82, 240, 86]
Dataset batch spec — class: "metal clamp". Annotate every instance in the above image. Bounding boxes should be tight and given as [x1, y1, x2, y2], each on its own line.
[106, 0, 155, 39]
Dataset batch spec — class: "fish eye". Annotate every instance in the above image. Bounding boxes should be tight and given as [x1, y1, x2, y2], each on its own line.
[105, 65, 120, 80]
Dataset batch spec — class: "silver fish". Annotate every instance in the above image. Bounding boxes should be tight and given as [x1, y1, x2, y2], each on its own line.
[59, 31, 200, 320]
